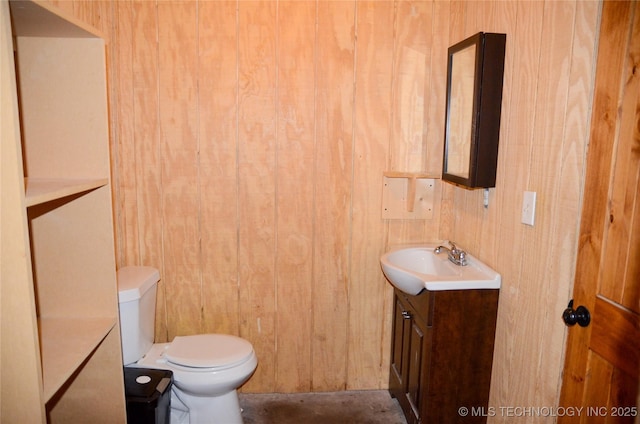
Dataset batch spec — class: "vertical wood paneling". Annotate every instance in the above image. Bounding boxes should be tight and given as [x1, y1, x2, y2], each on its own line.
[389, 0, 430, 172]
[521, 0, 578, 408]
[445, 1, 600, 422]
[460, 0, 490, 255]
[237, 0, 278, 392]
[348, 0, 395, 389]
[199, 1, 240, 337]
[438, 0, 466, 241]
[157, 1, 201, 338]
[544, 0, 599, 407]
[98, 0, 601, 410]
[467, 0, 519, 414]
[387, 0, 434, 245]
[424, 1, 449, 175]
[485, 2, 545, 417]
[422, 0, 449, 244]
[477, 0, 517, 270]
[312, 0, 355, 391]
[132, 0, 167, 340]
[111, 0, 137, 268]
[274, 0, 315, 393]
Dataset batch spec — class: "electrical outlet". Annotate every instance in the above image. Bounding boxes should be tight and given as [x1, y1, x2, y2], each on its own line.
[521, 191, 536, 226]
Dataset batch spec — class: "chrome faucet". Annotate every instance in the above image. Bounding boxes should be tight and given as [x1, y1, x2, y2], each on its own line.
[434, 241, 468, 266]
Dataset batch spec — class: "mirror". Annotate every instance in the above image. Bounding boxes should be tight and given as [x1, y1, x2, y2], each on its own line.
[442, 32, 506, 189]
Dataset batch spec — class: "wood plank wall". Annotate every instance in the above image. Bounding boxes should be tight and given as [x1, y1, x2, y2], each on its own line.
[106, 0, 440, 393]
[45, 0, 601, 419]
[442, 2, 601, 420]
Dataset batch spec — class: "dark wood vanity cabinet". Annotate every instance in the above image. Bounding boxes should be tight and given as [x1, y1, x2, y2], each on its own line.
[389, 288, 499, 424]
[390, 291, 432, 424]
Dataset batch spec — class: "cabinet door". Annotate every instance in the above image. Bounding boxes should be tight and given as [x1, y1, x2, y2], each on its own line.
[390, 296, 410, 395]
[389, 293, 432, 424]
[407, 315, 429, 419]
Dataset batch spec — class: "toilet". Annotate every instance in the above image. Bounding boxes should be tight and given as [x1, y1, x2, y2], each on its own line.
[117, 266, 257, 424]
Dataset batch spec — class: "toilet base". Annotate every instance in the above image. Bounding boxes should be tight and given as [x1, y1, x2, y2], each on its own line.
[131, 342, 256, 423]
[170, 386, 243, 424]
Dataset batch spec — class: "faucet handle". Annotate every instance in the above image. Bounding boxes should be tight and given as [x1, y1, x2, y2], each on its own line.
[458, 250, 467, 265]
[449, 241, 458, 252]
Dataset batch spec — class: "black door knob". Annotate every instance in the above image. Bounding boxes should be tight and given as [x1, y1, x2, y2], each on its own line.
[562, 299, 590, 327]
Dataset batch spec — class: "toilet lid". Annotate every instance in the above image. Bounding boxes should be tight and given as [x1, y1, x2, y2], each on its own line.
[165, 334, 254, 368]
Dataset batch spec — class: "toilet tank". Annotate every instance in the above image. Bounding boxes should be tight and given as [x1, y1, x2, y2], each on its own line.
[117, 266, 160, 365]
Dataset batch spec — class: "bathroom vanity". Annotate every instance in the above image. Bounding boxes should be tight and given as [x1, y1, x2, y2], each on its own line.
[389, 288, 499, 424]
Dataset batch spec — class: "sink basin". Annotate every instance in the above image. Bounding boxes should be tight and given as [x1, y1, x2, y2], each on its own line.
[380, 244, 501, 295]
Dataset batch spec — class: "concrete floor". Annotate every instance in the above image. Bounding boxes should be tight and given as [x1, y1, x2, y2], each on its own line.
[239, 390, 407, 424]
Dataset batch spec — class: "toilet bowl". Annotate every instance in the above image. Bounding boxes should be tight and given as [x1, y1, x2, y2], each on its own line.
[117, 266, 257, 424]
[134, 337, 258, 424]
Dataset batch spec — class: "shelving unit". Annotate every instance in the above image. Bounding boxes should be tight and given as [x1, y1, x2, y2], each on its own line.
[39, 317, 117, 400]
[25, 178, 109, 207]
[1, 1, 126, 422]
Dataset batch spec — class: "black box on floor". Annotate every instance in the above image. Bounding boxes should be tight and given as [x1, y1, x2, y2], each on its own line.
[124, 367, 172, 424]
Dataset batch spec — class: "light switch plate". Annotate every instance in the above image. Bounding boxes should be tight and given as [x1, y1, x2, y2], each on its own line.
[522, 191, 536, 226]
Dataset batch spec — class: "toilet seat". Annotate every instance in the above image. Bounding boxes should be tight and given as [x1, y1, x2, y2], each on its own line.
[165, 334, 254, 369]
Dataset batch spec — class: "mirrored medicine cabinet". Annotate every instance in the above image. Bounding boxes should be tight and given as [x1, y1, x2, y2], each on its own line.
[442, 32, 506, 189]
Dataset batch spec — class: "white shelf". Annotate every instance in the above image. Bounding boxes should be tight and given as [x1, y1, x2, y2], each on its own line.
[24, 177, 108, 207]
[39, 317, 117, 401]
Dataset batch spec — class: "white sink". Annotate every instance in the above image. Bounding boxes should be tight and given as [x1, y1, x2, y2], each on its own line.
[380, 243, 501, 295]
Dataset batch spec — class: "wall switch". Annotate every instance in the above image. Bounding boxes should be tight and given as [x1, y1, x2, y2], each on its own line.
[521, 191, 537, 226]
